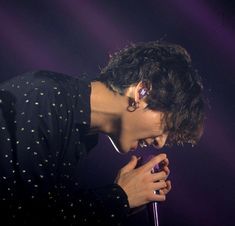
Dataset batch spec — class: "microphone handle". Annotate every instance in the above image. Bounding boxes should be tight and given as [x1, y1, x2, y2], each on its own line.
[147, 201, 159, 226]
[140, 155, 160, 226]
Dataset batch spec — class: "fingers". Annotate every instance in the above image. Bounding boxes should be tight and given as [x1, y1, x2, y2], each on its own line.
[152, 180, 167, 191]
[148, 180, 172, 202]
[162, 165, 170, 177]
[120, 155, 138, 174]
[163, 157, 169, 165]
[151, 170, 169, 182]
[147, 181, 167, 202]
[141, 153, 167, 172]
[151, 193, 166, 202]
[117, 153, 172, 207]
[160, 180, 171, 195]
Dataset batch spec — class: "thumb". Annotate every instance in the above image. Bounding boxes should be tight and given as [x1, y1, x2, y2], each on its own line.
[121, 155, 139, 174]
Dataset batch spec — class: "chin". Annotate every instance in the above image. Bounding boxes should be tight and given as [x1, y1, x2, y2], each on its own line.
[117, 142, 134, 154]
[110, 136, 136, 154]
[118, 145, 129, 154]
[122, 144, 137, 153]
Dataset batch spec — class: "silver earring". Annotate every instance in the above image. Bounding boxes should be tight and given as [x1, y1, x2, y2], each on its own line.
[127, 98, 138, 112]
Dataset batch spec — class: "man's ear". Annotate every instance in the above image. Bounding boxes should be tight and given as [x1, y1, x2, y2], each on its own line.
[134, 81, 149, 102]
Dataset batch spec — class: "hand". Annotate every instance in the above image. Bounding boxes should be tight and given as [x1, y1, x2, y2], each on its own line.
[115, 154, 171, 208]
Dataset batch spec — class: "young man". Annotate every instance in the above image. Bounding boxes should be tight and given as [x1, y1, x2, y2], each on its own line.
[0, 41, 204, 225]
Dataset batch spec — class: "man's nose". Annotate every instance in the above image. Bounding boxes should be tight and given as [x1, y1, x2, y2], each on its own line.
[154, 134, 168, 149]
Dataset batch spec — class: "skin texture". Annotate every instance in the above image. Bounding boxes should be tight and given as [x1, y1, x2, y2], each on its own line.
[90, 81, 171, 208]
[115, 154, 171, 208]
[90, 81, 169, 153]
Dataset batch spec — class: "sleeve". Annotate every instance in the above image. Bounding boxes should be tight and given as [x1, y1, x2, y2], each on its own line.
[0, 74, 131, 226]
[55, 183, 131, 225]
[0, 77, 65, 225]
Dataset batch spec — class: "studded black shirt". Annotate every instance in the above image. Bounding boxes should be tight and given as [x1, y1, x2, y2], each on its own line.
[0, 70, 130, 225]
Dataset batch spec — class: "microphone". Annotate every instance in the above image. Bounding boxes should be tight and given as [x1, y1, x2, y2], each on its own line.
[140, 155, 160, 226]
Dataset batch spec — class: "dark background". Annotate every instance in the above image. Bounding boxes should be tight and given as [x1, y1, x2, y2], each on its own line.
[0, 0, 234, 225]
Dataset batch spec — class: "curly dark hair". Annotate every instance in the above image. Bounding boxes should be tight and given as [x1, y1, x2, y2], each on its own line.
[97, 41, 205, 146]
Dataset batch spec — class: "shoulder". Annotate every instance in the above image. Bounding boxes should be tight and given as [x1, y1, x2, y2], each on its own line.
[0, 70, 74, 88]
[1, 70, 87, 91]
[22, 70, 78, 85]
[0, 70, 92, 103]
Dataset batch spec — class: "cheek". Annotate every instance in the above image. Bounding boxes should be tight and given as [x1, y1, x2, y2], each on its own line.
[123, 114, 142, 134]
[122, 111, 162, 140]
[118, 135, 135, 153]
[140, 114, 155, 129]
[140, 113, 163, 135]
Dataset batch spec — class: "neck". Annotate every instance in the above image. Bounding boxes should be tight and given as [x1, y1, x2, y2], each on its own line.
[89, 81, 127, 135]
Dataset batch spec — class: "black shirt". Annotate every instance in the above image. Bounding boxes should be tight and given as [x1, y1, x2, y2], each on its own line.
[0, 70, 130, 225]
